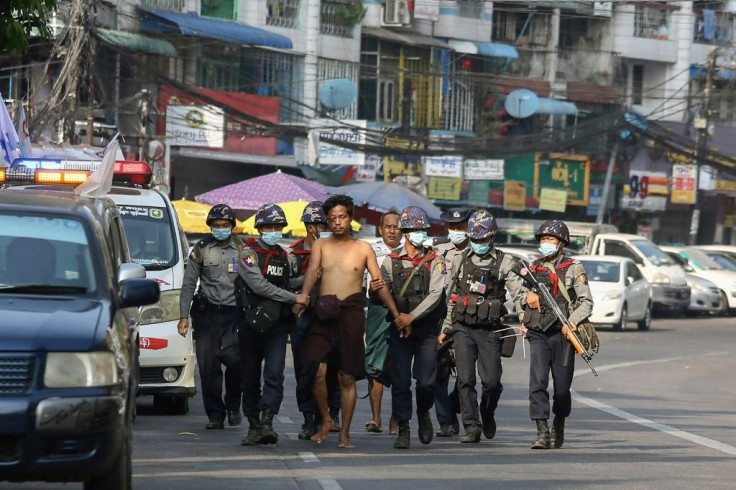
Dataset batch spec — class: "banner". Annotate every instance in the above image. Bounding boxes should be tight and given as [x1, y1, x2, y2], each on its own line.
[621, 171, 668, 211]
[464, 159, 504, 180]
[539, 188, 567, 212]
[671, 164, 696, 204]
[423, 155, 463, 178]
[313, 119, 366, 166]
[468, 180, 490, 206]
[504, 181, 525, 211]
[166, 105, 224, 148]
[427, 177, 462, 200]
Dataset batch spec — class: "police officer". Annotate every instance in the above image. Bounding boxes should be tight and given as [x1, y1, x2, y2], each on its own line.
[432, 207, 471, 437]
[519, 219, 593, 450]
[178, 204, 243, 430]
[238, 204, 309, 446]
[379, 206, 446, 449]
[288, 201, 341, 440]
[437, 210, 524, 443]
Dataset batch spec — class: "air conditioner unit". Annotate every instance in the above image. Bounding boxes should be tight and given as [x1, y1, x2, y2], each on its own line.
[382, 0, 410, 26]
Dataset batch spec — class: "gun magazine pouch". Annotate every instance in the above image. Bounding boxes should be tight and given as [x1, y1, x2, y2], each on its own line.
[495, 325, 517, 358]
[242, 299, 282, 335]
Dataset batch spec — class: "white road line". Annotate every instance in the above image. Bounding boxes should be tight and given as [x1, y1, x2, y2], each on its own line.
[277, 416, 293, 424]
[285, 433, 299, 440]
[318, 478, 343, 490]
[299, 452, 320, 463]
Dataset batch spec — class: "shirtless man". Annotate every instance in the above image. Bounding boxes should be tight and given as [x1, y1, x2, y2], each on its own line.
[296, 195, 402, 449]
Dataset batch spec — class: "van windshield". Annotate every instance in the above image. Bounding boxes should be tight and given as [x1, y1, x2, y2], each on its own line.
[630, 240, 674, 266]
[119, 205, 176, 270]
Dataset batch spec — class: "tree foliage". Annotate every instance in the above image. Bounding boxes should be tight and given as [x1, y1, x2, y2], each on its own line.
[0, 0, 58, 54]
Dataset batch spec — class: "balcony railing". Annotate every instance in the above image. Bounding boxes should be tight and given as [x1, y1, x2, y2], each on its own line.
[266, 0, 300, 29]
[320, 1, 354, 38]
[693, 11, 733, 45]
[634, 6, 671, 40]
[141, 0, 183, 11]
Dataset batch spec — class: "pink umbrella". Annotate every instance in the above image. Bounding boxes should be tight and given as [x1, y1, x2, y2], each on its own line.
[195, 170, 329, 210]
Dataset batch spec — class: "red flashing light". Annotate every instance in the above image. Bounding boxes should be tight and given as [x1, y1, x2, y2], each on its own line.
[113, 160, 153, 186]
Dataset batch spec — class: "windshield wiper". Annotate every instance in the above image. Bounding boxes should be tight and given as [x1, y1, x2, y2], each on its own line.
[143, 264, 171, 271]
[0, 284, 88, 294]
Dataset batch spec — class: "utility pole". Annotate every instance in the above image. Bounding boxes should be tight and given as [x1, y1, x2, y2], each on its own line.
[596, 141, 619, 225]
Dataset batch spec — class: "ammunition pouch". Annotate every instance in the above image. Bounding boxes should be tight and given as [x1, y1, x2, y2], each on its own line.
[190, 289, 207, 320]
[235, 276, 282, 335]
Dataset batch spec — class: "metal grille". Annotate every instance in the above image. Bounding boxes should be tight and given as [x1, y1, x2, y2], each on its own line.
[320, 2, 355, 38]
[140, 0, 183, 11]
[693, 11, 733, 45]
[267, 0, 300, 29]
[318, 58, 360, 119]
[139, 367, 166, 384]
[0, 357, 35, 394]
[444, 76, 475, 132]
[634, 6, 671, 40]
[0, 436, 21, 463]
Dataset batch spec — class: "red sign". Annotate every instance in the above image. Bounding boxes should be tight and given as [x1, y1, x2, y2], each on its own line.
[139, 337, 169, 350]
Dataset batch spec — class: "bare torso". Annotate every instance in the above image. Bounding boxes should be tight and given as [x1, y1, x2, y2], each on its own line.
[318, 237, 373, 299]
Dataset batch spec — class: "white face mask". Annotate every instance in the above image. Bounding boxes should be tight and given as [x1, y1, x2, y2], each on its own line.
[448, 230, 467, 245]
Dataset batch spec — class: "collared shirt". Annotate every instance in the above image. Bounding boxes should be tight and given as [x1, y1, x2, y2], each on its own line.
[180, 235, 243, 318]
[237, 238, 301, 304]
[434, 240, 467, 294]
[535, 256, 594, 327]
[380, 245, 446, 322]
[441, 246, 525, 333]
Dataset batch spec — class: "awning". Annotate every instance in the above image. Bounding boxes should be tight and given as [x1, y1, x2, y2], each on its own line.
[137, 6, 293, 50]
[96, 28, 177, 57]
[448, 40, 519, 59]
[536, 98, 578, 116]
[505, 88, 578, 117]
[362, 27, 452, 50]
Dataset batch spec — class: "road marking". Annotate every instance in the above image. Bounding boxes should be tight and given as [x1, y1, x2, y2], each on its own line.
[318, 478, 342, 490]
[299, 451, 320, 463]
[277, 416, 293, 424]
[572, 351, 736, 456]
[285, 432, 299, 440]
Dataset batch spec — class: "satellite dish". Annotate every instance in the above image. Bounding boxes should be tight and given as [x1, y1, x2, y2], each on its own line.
[319, 79, 358, 110]
[504, 89, 540, 119]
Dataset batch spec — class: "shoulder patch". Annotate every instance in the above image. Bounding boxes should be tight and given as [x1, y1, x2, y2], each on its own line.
[437, 259, 447, 275]
[240, 249, 258, 268]
[578, 272, 589, 285]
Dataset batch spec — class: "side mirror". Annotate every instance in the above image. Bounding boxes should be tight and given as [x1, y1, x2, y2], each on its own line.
[626, 276, 635, 286]
[120, 278, 160, 308]
[684, 264, 694, 273]
[118, 262, 146, 283]
[633, 255, 644, 266]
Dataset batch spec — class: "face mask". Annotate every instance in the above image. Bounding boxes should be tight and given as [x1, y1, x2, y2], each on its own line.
[319, 231, 333, 239]
[211, 227, 231, 241]
[408, 231, 428, 247]
[539, 243, 559, 257]
[448, 230, 467, 245]
[261, 231, 282, 246]
[470, 241, 490, 256]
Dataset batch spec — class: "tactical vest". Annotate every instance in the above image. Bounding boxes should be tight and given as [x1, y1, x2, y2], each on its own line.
[245, 237, 290, 288]
[524, 259, 576, 331]
[289, 238, 310, 277]
[452, 251, 507, 327]
[389, 250, 439, 319]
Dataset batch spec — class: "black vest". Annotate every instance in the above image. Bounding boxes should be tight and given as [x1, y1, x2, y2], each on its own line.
[452, 251, 507, 327]
[522, 259, 576, 331]
[389, 250, 442, 321]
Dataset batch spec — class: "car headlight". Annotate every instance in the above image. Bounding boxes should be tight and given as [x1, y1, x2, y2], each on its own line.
[603, 290, 622, 300]
[688, 280, 705, 291]
[44, 352, 118, 388]
[653, 273, 670, 284]
[138, 289, 181, 325]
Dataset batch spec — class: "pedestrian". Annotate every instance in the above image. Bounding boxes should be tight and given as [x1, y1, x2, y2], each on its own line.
[432, 207, 472, 437]
[378, 206, 446, 449]
[237, 203, 310, 446]
[437, 210, 525, 443]
[178, 204, 243, 430]
[296, 194, 402, 449]
[518, 219, 593, 450]
[289, 201, 342, 440]
[364, 209, 402, 436]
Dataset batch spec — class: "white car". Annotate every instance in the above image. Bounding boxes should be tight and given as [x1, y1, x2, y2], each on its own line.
[693, 245, 736, 263]
[661, 246, 736, 315]
[573, 255, 652, 331]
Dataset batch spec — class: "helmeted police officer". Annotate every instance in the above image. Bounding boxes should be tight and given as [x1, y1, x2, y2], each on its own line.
[288, 201, 341, 440]
[178, 204, 243, 429]
[379, 206, 446, 449]
[519, 219, 593, 450]
[438, 210, 525, 443]
[432, 207, 471, 437]
[238, 203, 309, 446]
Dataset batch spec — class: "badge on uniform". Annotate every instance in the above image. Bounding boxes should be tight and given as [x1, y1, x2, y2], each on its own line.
[437, 260, 447, 275]
[241, 249, 257, 268]
[578, 272, 589, 285]
[228, 256, 238, 273]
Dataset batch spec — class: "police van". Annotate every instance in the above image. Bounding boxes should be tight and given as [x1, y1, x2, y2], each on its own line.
[4, 158, 196, 415]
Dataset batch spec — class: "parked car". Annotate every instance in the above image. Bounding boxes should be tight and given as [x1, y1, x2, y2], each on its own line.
[693, 244, 736, 263]
[573, 255, 652, 331]
[695, 249, 736, 272]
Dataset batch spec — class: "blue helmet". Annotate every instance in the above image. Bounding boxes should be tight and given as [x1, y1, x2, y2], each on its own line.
[301, 201, 327, 224]
[254, 203, 287, 227]
[399, 206, 430, 230]
[206, 204, 236, 228]
[535, 219, 570, 245]
[467, 210, 498, 240]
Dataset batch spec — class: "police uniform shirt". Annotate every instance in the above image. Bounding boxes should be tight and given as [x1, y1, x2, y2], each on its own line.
[380, 245, 446, 321]
[441, 247, 525, 333]
[434, 241, 466, 294]
[238, 238, 301, 304]
[535, 256, 594, 327]
[180, 235, 244, 318]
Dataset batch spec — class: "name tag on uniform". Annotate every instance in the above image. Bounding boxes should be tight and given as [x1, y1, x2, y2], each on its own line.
[228, 257, 238, 273]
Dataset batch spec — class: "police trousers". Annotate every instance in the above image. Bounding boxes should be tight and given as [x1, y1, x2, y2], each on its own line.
[527, 328, 575, 421]
[291, 314, 340, 415]
[240, 319, 289, 415]
[454, 323, 503, 434]
[389, 319, 440, 423]
[192, 310, 242, 420]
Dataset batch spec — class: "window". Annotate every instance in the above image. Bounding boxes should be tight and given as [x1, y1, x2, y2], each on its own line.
[630, 240, 674, 266]
[199, 57, 239, 92]
[141, 0, 183, 10]
[603, 241, 639, 262]
[626, 262, 643, 282]
[580, 260, 620, 283]
[693, 9, 733, 45]
[634, 6, 670, 40]
[378, 79, 397, 122]
[559, 17, 590, 49]
[632, 64, 644, 105]
[321, 1, 355, 38]
[457, 0, 482, 19]
[240, 51, 304, 123]
[119, 206, 177, 269]
[267, 0, 300, 29]
[201, 0, 237, 21]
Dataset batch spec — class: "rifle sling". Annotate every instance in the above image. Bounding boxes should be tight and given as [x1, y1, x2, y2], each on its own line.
[398, 252, 434, 299]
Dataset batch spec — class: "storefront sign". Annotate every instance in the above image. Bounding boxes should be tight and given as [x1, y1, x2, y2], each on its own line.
[539, 188, 567, 213]
[313, 119, 366, 166]
[468, 180, 490, 206]
[535, 154, 590, 206]
[671, 164, 696, 204]
[424, 155, 463, 179]
[716, 179, 736, 192]
[464, 159, 504, 180]
[166, 105, 224, 148]
[504, 181, 526, 211]
[621, 171, 668, 211]
[427, 177, 462, 200]
[413, 0, 440, 21]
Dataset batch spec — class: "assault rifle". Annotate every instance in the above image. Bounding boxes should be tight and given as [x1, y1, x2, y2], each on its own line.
[516, 259, 598, 377]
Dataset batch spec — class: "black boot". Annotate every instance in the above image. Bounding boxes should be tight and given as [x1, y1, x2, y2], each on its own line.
[531, 419, 551, 450]
[393, 421, 411, 449]
[257, 409, 278, 445]
[460, 430, 480, 443]
[241, 414, 262, 446]
[482, 412, 496, 440]
[330, 408, 341, 433]
[298, 412, 317, 440]
[417, 411, 434, 445]
[227, 410, 242, 427]
[550, 417, 565, 448]
[450, 416, 460, 435]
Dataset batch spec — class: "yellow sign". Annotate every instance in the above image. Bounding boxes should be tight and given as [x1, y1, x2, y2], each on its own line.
[671, 164, 697, 204]
[427, 177, 462, 200]
[716, 180, 736, 192]
[724, 215, 734, 228]
[534, 153, 590, 206]
[504, 181, 526, 211]
[539, 188, 567, 212]
[384, 137, 423, 181]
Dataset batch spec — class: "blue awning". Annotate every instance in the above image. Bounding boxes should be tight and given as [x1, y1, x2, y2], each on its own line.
[137, 6, 293, 50]
[505, 88, 578, 118]
[690, 64, 736, 80]
[448, 40, 518, 59]
[536, 98, 578, 116]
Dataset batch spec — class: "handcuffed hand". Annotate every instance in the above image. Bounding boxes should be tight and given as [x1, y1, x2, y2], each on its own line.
[525, 291, 541, 310]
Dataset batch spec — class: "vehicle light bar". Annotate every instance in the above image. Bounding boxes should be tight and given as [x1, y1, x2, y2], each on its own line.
[6, 158, 154, 187]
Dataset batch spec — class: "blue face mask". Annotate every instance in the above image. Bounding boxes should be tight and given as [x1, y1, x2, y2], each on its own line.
[470, 241, 490, 256]
[261, 231, 282, 246]
[319, 231, 333, 239]
[408, 231, 428, 247]
[448, 230, 467, 245]
[211, 227, 232, 241]
[539, 243, 559, 257]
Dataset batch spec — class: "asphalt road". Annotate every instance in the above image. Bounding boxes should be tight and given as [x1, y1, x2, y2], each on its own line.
[5, 314, 736, 489]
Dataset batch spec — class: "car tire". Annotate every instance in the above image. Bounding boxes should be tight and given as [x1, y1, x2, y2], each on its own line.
[637, 302, 651, 331]
[85, 424, 131, 490]
[613, 303, 627, 331]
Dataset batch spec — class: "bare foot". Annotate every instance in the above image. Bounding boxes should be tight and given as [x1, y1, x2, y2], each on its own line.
[389, 415, 399, 435]
[338, 434, 355, 449]
[311, 419, 333, 444]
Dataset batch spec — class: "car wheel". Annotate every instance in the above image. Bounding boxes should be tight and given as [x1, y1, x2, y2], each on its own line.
[637, 302, 651, 331]
[613, 303, 627, 331]
[85, 424, 131, 490]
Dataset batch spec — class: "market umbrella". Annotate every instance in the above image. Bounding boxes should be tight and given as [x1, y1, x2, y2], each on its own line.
[195, 170, 329, 210]
[331, 181, 443, 220]
[172, 198, 244, 234]
[240, 200, 361, 237]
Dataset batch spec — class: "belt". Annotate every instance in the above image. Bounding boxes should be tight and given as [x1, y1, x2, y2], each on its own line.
[205, 302, 237, 314]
